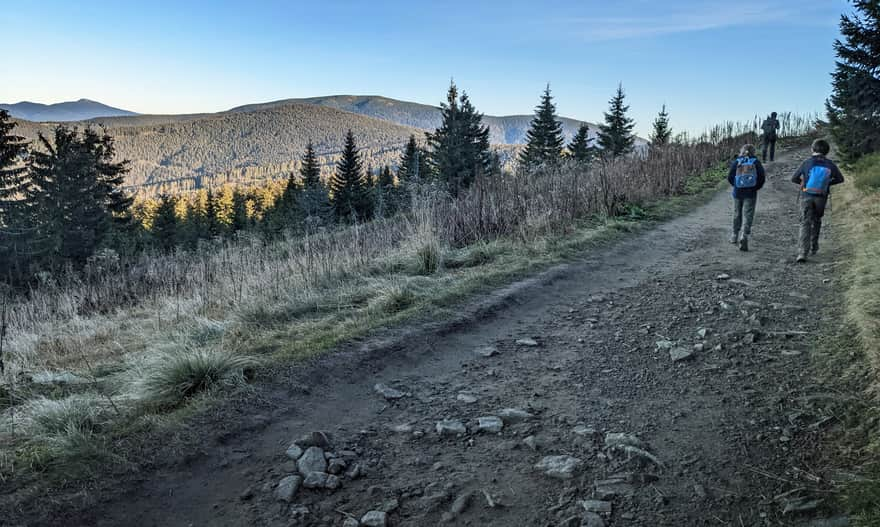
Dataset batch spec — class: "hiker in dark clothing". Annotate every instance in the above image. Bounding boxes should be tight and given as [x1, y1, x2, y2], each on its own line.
[791, 139, 844, 262]
[727, 144, 766, 252]
[761, 112, 780, 162]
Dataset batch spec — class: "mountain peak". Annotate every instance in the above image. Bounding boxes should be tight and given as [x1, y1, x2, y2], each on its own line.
[0, 99, 138, 122]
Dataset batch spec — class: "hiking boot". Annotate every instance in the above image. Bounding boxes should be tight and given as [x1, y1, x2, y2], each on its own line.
[796, 254, 807, 263]
[811, 243, 819, 255]
[739, 237, 749, 252]
[729, 234, 738, 244]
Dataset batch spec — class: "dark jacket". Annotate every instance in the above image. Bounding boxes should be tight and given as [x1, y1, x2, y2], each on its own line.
[727, 157, 766, 199]
[791, 155, 844, 195]
[762, 118, 779, 140]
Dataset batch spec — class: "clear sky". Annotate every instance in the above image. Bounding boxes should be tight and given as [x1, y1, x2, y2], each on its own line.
[0, 0, 851, 136]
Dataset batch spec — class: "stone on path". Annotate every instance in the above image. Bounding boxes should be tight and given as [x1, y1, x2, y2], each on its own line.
[670, 347, 694, 362]
[475, 346, 498, 357]
[476, 416, 504, 433]
[580, 500, 613, 514]
[604, 432, 645, 449]
[360, 510, 388, 527]
[697, 328, 708, 338]
[655, 340, 675, 350]
[391, 423, 414, 434]
[497, 408, 535, 424]
[573, 425, 596, 437]
[285, 444, 304, 460]
[457, 393, 478, 404]
[294, 431, 333, 449]
[582, 512, 607, 527]
[594, 478, 636, 499]
[342, 518, 359, 527]
[535, 455, 583, 479]
[523, 435, 540, 451]
[302, 471, 329, 489]
[374, 383, 408, 400]
[328, 458, 347, 475]
[274, 475, 302, 502]
[716, 273, 731, 280]
[436, 420, 467, 436]
[516, 338, 539, 347]
[297, 447, 328, 474]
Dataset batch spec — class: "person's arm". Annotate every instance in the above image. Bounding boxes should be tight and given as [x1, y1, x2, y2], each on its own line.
[756, 160, 767, 190]
[830, 162, 845, 186]
[791, 161, 805, 185]
[727, 160, 737, 186]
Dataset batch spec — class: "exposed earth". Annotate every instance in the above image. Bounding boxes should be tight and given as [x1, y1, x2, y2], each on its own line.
[17, 146, 855, 526]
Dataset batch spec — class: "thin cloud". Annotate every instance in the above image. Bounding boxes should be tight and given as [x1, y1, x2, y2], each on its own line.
[562, 1, 820, 41]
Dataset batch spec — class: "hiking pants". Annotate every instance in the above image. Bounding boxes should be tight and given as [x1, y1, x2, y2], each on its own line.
[733, 196, 756, 239]
[762, 136, 777, 162]
[799, 194, 826, 255]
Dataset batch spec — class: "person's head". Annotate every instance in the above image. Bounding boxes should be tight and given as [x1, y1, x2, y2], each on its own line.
[739, 144, 756, 158]
[812, 139, 830, 156]
[771, 111, 777, 118]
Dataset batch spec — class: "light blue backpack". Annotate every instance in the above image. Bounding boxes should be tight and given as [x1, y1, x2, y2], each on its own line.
[734, 157, 758, 189]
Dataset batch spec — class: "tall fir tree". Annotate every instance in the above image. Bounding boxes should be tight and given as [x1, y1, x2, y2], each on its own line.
[330, 130, 373, 223]
[26, 126, 131, 268]
[827, 0, 880, 161]
[597, 84, 637, 158]
[298, 142, 332, 225]
[151, 194, 178, 252]
[519, 85, 565, 167]
[0, 109, 31, 283]
[374, 165, 398, 218]
[650, 105, 672, 147]
[276, 168, 302, 223]
[426, 81, 492, 196]
[567, 123, 595, 163]
[398, 134, 430, 184]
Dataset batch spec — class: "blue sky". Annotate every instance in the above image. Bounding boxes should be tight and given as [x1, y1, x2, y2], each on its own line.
[0, 0, 850, 136]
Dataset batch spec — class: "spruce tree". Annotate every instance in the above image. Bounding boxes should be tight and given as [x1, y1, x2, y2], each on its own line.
[827, 0, 880, 161]
[151, 194, 178, 252]
[398, 135, 430, 184]
[426, 81, 492, 196]
[297, 142, 332, 226]
[519, 85, 565, 167]
[567, 123, 595, 163]
[597, 84, 637, 158]
[26, 126, 131, 268]
[276, 168, 302, 223]
[0, 110, 30, 282]
[374, 165, 397, 218]
[330, 130, 372, 223]
[650, 105, 672, 147]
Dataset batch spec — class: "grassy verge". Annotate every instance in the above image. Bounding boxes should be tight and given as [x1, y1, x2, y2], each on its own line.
[828, 153, 880, 525]
[0, 161, 730, 489]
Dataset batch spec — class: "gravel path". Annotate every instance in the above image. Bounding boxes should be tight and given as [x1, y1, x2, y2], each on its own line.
[59, 145, 850, 526]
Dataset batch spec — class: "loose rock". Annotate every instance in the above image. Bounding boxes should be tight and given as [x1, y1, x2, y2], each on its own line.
[457, 393, 478, 404]
[476, 416, 504, 433]
[670, 347, 694, 362]
[274, 475, 302, 502]
[497, 408, 535, 424]
[342, 518, 359, 527]
[516, 338, 539, 347]
[582, 512, 607, 527]
[294, 431, 333, 449]
[360, 510, 388, 527]
[285, 444, 304, 460]
[475, 346, 498, 357]
[328, 458, 347, 475]
[374, 383, 408, 400]
[297, 447, 328, 474]
[580, 500, 612, 514]
[436, 419, 467, 436]
[302, 471, 329, 489]
[535, 455, 583, 479]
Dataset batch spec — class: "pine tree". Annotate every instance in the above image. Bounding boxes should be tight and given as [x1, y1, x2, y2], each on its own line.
[650, 105, 672, 147]
[827, 0, 880, 161]
[213, 185, 235, 235]
[519, 85, 565, 167]
[374, 165, 397, 218]
[297, 142, 332, 226]
[398, 134, 430, 184]
[276, 169, 302, 223]
[597, 84, 637, 158]
[0, 110, 30, 283]
[567, 123, 595, 163]
[26, 126, 131, 268]
[330, 130, 372, 223]
[151, 194, 178, 252]
[426, 81, 493, 196]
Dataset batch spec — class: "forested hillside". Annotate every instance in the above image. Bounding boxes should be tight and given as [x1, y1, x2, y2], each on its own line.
[11, 104, 426, 194]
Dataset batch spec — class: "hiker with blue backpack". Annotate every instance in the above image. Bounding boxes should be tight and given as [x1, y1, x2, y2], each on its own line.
[727, 144, 766, 252]
[791, 139, 844, 263]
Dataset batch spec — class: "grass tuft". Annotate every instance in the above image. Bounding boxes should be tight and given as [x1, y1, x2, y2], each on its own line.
[852, 153, 880, 193]
[413, 240, 443, 275]
[136, 348, 258, 409]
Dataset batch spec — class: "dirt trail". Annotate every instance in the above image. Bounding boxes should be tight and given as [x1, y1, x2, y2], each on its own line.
[63, 145, 850, 526]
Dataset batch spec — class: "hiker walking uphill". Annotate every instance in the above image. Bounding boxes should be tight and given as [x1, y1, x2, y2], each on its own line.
[761, 112, 780, 161]
[728, 144, 766, 252]
[791, 139, 844, 263]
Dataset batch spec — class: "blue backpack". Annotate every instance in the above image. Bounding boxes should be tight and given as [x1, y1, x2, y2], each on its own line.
[735, 157, 758, 189]
[803, 165, 832, 196]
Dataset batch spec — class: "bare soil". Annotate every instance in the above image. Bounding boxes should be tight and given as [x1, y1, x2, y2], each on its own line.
[8, 146, 854, 526]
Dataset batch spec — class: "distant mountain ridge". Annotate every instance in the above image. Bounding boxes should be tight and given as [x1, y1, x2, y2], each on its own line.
[230, 95, 601, 145]
[0, 99, 138, 122]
